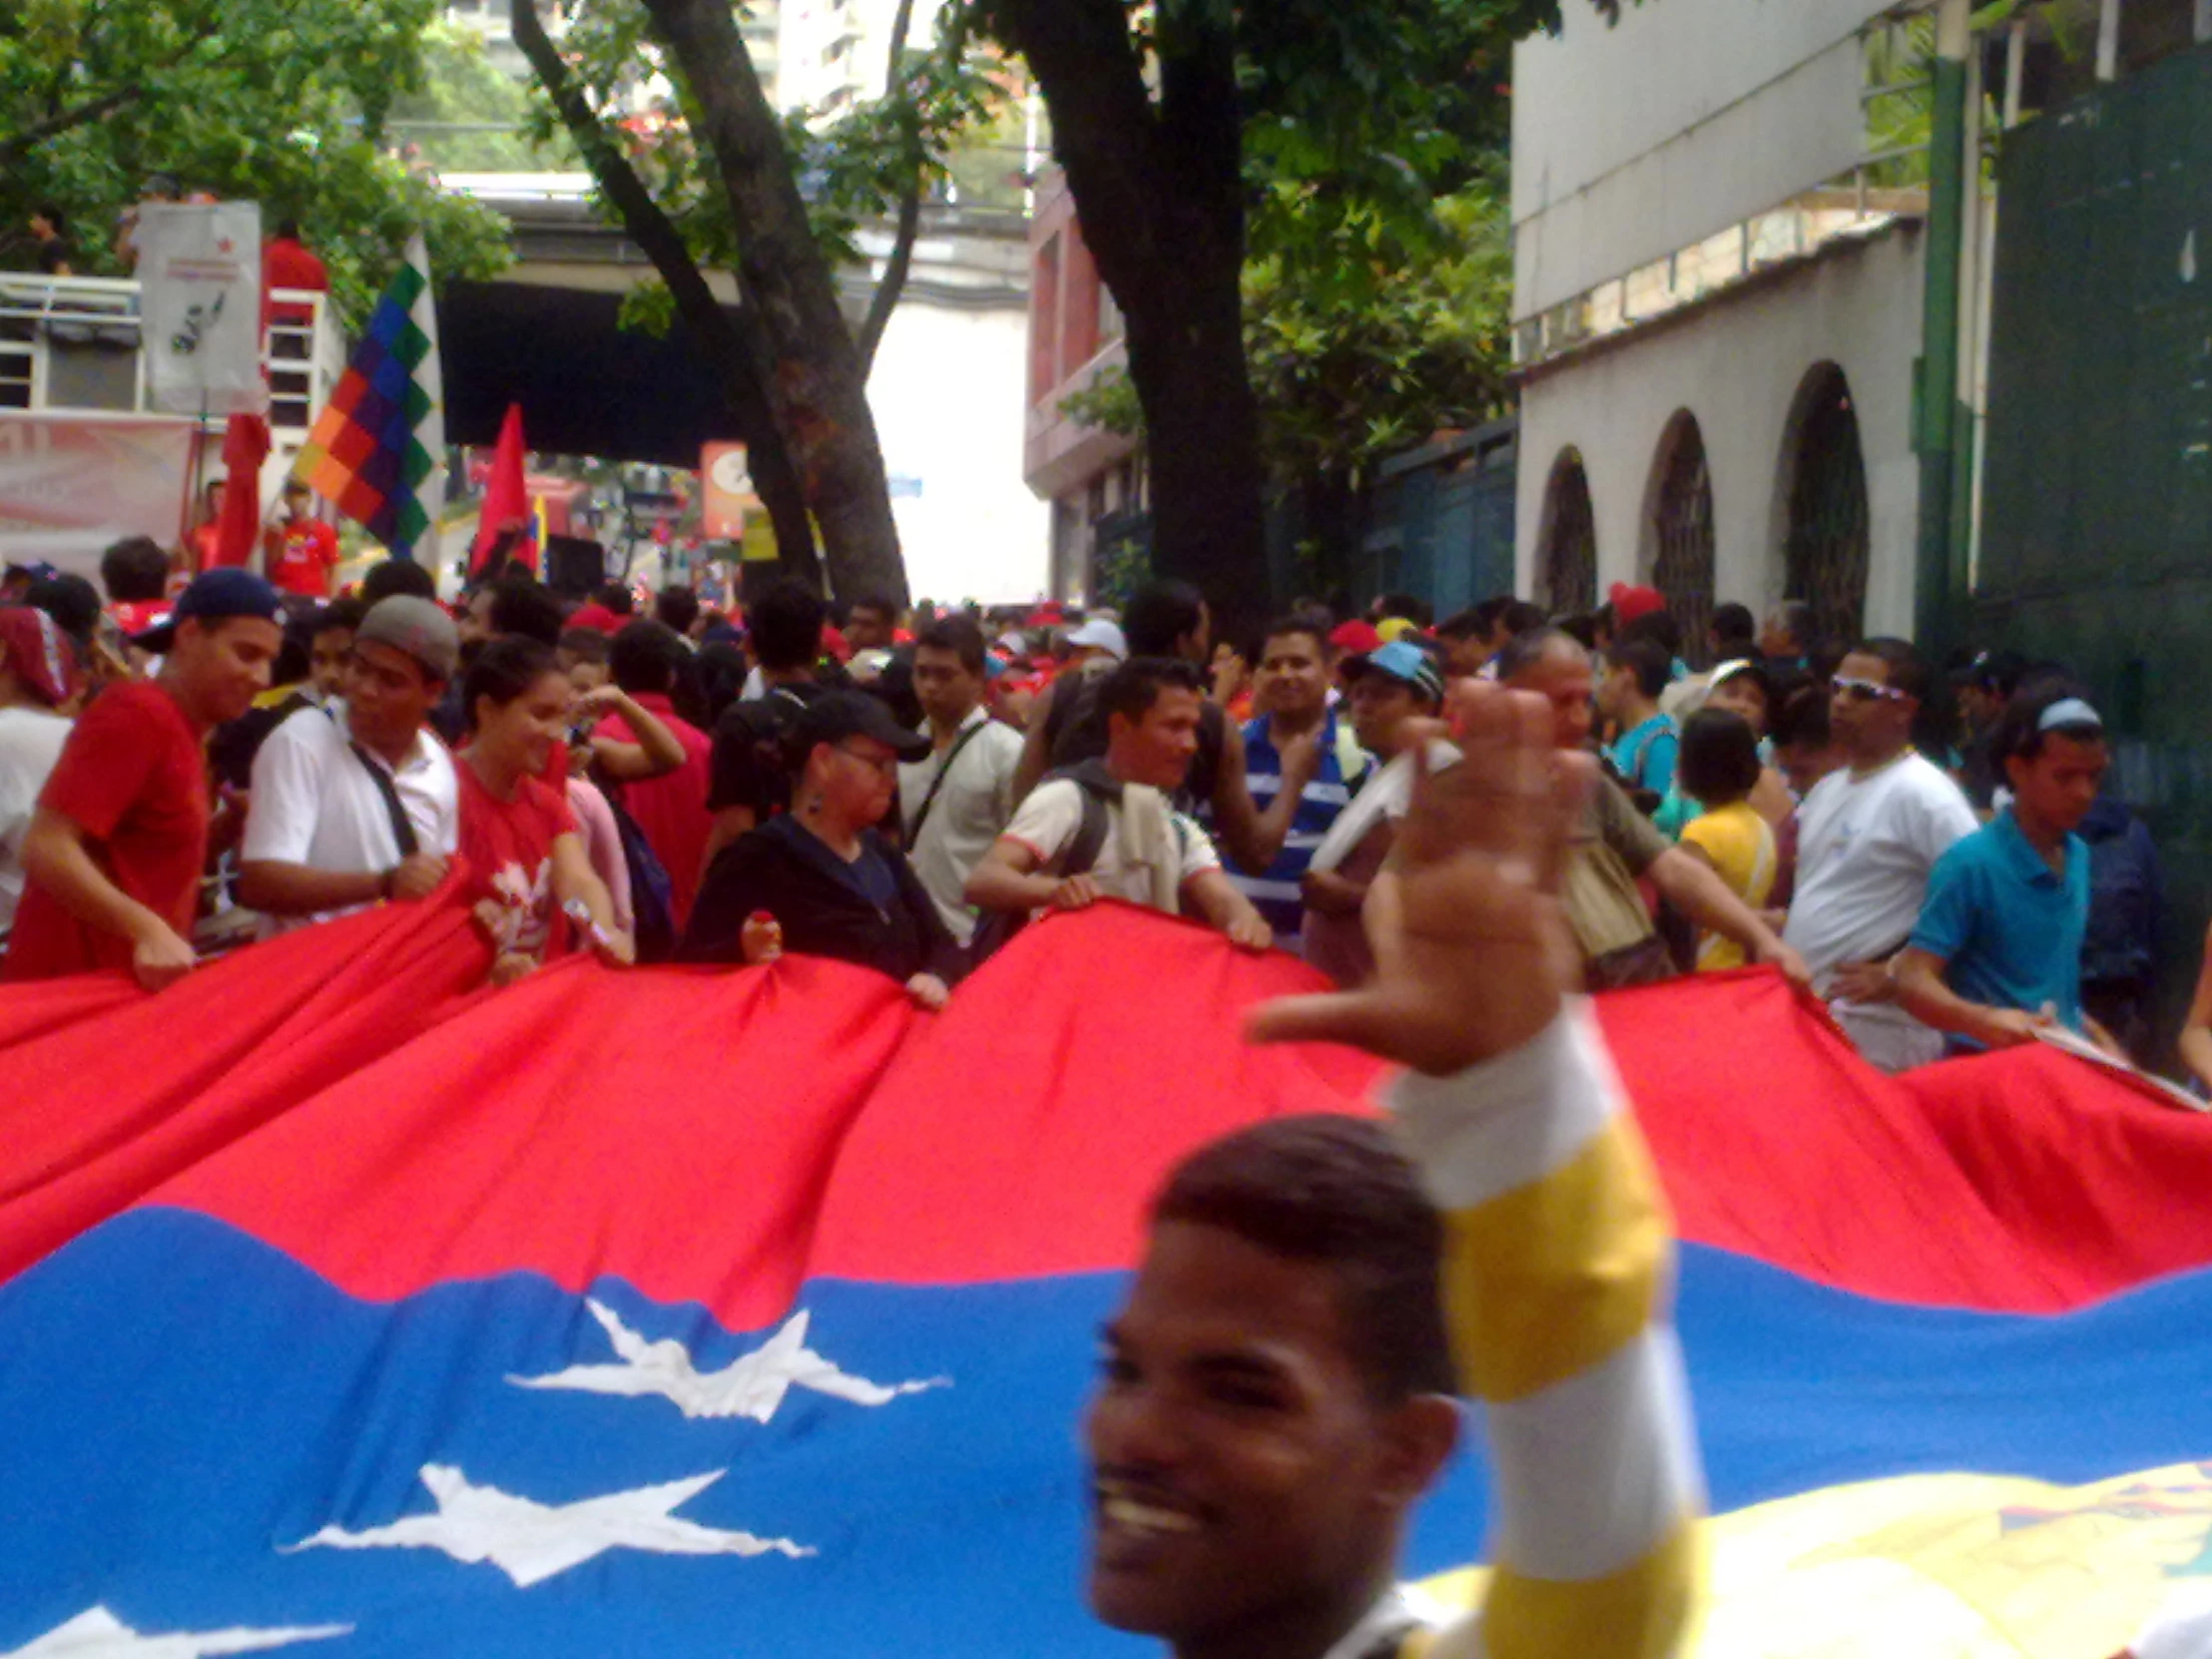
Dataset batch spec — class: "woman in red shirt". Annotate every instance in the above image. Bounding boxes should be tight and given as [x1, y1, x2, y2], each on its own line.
[456, 637, 633, 986]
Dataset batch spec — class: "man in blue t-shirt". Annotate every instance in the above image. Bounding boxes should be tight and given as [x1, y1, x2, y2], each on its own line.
[1228, 617, 1373, 948]
[1599, 635, 1678, 800]
[1896, 683, 2118, 1053]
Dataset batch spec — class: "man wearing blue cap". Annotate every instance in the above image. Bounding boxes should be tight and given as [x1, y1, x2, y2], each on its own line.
[1895, 680, 2118, 1053]
[4, 569, 282, 988]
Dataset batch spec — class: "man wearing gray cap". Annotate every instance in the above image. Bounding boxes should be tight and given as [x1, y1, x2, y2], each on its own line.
[239, 596, 462, 935]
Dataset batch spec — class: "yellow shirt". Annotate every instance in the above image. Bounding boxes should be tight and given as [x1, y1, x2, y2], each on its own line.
[1680, 801, 1776, 970]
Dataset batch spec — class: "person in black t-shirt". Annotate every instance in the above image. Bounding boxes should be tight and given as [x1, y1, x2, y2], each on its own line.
[701, 579, 830, 874]
[28, 206, 72, 276]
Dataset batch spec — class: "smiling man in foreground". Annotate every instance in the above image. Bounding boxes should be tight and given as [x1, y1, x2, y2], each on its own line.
[1085, 680, 1703, 1659]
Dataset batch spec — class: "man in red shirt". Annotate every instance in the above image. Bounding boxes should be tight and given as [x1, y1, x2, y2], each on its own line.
[589, 620, 713, 925]
[263, 220, 329, 338]
[4, 569, 283, 989]
[265, 479, 340, 598]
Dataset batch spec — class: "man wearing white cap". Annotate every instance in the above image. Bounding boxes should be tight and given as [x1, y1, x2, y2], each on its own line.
[1063, 617, 1127, 667]
[1895, 680, 2118, 1055]
[238, 596, 463, 935]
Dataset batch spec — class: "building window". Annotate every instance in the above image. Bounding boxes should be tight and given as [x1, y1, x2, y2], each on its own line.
[1783, 363, 1871, 645]
[1648, 413, 1717, 666]
[1029, 234, 1062, 407]
[1539, 449, 1598, 616]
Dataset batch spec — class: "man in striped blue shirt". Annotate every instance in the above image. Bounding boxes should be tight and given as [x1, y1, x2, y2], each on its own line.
[1229, 618, 1373, 949]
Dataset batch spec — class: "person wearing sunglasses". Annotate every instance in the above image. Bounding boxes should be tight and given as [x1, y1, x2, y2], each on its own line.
[680, 689, 963, 1009]
[1781, 640, 1979, 1071]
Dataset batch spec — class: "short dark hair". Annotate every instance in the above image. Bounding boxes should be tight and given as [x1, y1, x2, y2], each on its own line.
[1851, 637, 1933, 705]
[654, 585, 701, 636]
[559, 626, 610, 666]
[1677, 708, 1763, 805]
[1605, 636, 1673, 701]
[482, 577, 565, 648]
[1435, 607, 1491, 643]
[1374, 592, 1433, 629]
[1960, 647, 2029, 699]
[749, 578, 828, 673]
[1123, 581, 1208, 659]
[311, 597, 365, 639]
[99, 535, 172, 602]
[1152, 1115, 1453, 1403]
[1496, 626, 1583, 685]
[1712, 602, 1757, 651]
[24, 574, 100, 644]
[1499, 600, 1548, 640]
[594, 581, 637, 617]
[276, 219, 301, 242]
[915, 613, 987, 676]
[462, 636, 559, 728]
[1770, 682, 1833, 751]
[609, 618, 686, 696]
[846, 593, 898, 621]
[360, 558, 439, 606]
[1100, 656, 1204, 727]
[35, 203, 65, 234]
[1619, 607, 1682, 660]
[1992, 678, 2104, 766]
[1259, 615, 1330, 659]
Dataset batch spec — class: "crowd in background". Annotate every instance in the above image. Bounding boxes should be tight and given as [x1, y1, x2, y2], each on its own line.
[0, 541, 2195, 1087]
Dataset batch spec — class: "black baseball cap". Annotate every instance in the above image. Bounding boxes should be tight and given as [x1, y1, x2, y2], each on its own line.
[795, 689, 930, 763]
[131, 568, 282, 653]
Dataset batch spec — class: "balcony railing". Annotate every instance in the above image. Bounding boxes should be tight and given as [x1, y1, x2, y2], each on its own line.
[0, 275, 347, 498]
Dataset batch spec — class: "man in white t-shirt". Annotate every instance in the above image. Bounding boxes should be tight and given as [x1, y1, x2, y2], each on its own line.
[1783, 638, 1978, 1071]
[897, 615, 1024, 947]
[966, 658, 1272, 949]
[239, 597, 463, 937]
[0, 606, 79, 940]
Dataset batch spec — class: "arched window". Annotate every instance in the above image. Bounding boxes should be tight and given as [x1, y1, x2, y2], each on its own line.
[1538, 449, 1597, 616]
[1648, 413, 1716, 665]
[1782, 364, 1871, 647]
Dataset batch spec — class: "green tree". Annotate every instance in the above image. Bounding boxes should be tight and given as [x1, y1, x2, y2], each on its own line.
[974, 0, 1613, 640]
[513, 0, 1004, 604]
[1, 0, 509, 322]
[386, 24, 577, 175]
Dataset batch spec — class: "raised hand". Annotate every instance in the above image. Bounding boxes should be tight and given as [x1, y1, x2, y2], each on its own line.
[1249, 681, 1591, 1077]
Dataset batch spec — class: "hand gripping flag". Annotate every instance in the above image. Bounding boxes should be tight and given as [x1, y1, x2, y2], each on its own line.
[291, 233, 445, 563]
[0, 904, 2208, 1655]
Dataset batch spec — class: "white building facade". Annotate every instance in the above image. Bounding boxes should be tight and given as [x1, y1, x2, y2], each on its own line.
[1511, 0, 1937, 649]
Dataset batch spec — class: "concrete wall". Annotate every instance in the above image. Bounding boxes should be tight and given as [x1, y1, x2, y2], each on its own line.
[1515, 226, 1925, 635]
[1511, 0, 1895, 317]
[868, 294, 1049, 605]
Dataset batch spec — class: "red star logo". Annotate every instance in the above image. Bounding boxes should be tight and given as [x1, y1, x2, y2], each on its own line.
[217, 239, 234, 254]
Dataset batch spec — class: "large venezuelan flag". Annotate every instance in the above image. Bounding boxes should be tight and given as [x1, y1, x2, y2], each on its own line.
[0, 902, 2207, 1655]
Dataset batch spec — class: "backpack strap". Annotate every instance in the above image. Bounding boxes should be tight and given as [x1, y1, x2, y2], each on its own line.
[346, 742, 419, 861]
[904, 717, 990, 843]
[1060, 770, 1116, 878]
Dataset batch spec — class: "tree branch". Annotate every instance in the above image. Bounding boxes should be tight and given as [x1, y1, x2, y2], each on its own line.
[856, 0, 940, 373]
[510, 0, 821, 583]
[0, 86, 143, 170]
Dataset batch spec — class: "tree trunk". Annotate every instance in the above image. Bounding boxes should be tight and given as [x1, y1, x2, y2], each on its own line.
[508, 0, 822, 593]
[984, 0, 1271, 645]
[643, 0, 910, 608]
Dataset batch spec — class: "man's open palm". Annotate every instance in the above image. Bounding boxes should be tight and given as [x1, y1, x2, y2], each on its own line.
[1250, 684, 1590, 1076]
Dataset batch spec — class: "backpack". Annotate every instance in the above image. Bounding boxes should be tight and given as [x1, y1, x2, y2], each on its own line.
[602, 790, 679, 964]
[966, 766, 1120, 967]
[1045, 671, 1223, 814]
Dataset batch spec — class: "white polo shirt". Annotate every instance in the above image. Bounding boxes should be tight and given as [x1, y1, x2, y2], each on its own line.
[242, 701, 461, 936]
[896, 706, 1024, 946]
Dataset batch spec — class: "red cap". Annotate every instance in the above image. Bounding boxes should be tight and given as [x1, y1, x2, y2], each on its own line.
[0, 605, 76, 707]
[1330, 620, 1382, 655]
[565, 602, 625, 635]
[1608, 583, 1667, 625]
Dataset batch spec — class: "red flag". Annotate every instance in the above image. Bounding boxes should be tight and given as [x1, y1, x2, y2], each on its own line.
[207, 414, 270, 570]
[469, 402, 531, 579]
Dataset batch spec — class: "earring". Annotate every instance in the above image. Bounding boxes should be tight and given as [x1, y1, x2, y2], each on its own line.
[805, 793, 825, 814]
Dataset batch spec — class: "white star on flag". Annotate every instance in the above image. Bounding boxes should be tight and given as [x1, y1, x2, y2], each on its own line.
[509, 1301, 945, 1422]
[2, 1607, 348, 1658]
[284, 1462, 811, 1588]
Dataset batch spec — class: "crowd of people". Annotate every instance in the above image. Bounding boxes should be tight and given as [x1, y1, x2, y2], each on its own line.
[0, 543, 2191, 1084]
